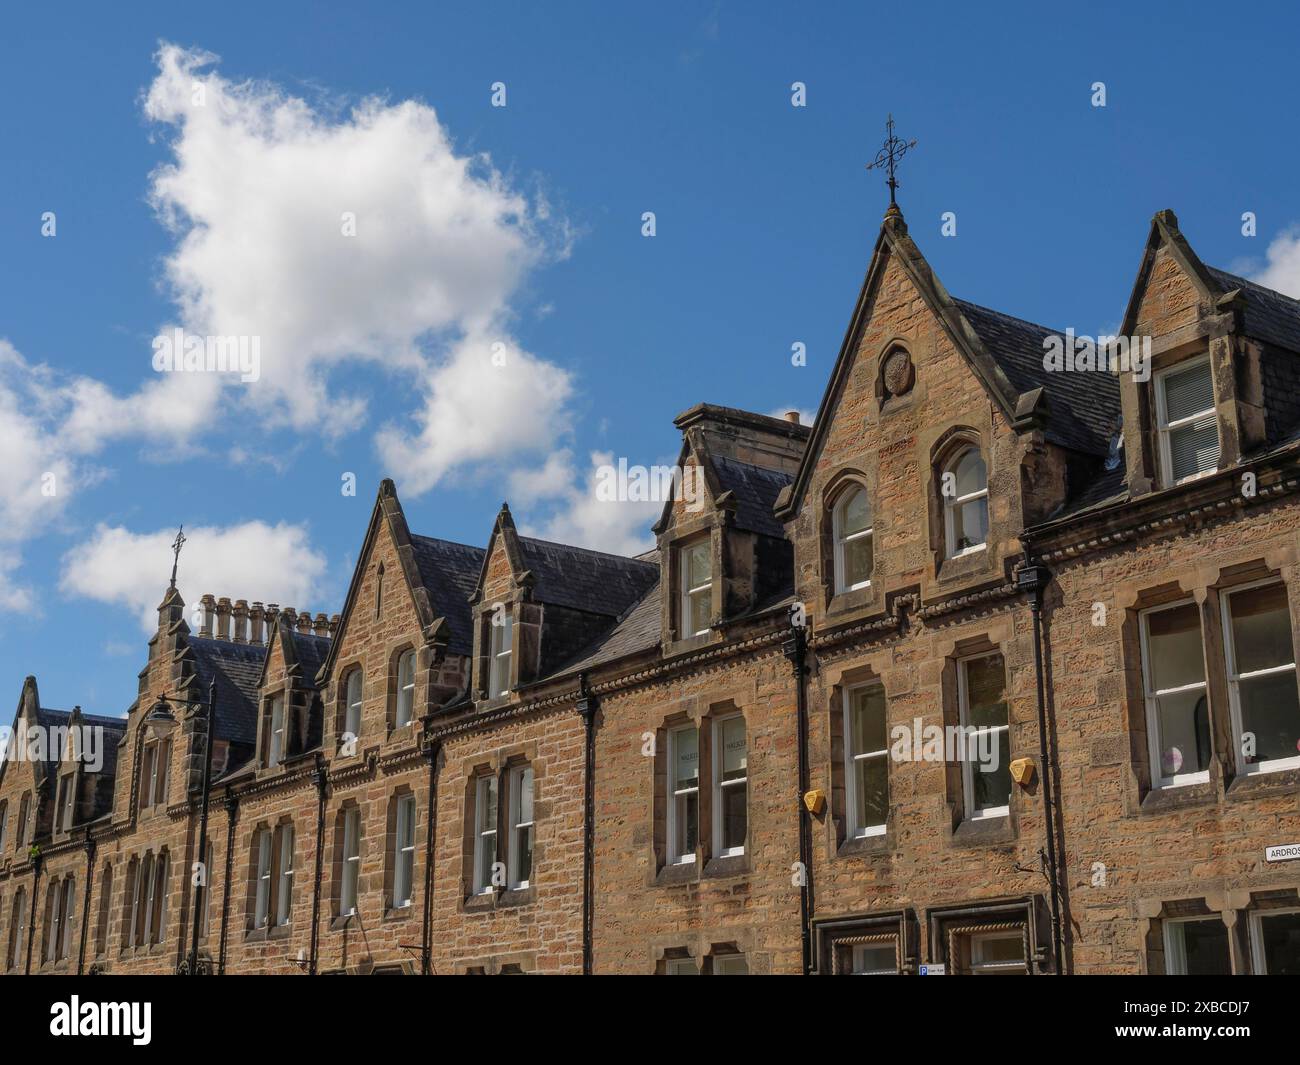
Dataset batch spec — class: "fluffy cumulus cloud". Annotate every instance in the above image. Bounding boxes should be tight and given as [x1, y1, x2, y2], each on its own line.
[1249, 227, 1300, 299]
[518, 450, 662, 557]
[61, 521, 329, 634]
[143, 42, 573, 458]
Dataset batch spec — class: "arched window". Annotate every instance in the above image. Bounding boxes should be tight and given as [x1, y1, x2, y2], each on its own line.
[343, 668, 363, 741]
[833, 486, 874, 592]
[943, 447, 989, 558]
[395, 650, 416, 727]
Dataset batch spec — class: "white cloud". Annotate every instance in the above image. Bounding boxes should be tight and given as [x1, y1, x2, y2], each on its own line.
[141, 42, 573, 463]
[1249, 227, 1300, 298]
[518, 450, 661, 557]
[61, 521, 328, 633]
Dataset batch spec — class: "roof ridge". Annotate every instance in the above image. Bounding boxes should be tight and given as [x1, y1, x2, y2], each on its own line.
[1208, 264, 1300, 308]
[953, 297, 1064, 337]
[517, 533, 658, 567]
[409, 532, 486, 554]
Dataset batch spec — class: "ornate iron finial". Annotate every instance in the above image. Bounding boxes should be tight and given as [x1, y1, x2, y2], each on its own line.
[865, 114, 918, 207]
[169, 525, 186, 590]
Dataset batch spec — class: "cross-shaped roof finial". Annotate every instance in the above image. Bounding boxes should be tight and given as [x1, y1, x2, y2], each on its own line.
[865, 113, 918, 208]
[169, 525, 186, 590]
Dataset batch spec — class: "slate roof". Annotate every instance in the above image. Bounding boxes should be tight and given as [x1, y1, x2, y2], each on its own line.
[955, 299, 1121, 457]
[35, 707, 127, 772]
[710, 456, 793, 538]
[287, 629, 331, 687]
[1206, 267, 1300, 353]
[189, 637, 267, 747]
[559, 579, 663, 675]
[409, 536, 487, 655]
[516, 536, 658, 618]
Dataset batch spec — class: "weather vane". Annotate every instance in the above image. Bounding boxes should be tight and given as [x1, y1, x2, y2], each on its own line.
[169, 525, 186, 590]
[865, 114, 917, 207]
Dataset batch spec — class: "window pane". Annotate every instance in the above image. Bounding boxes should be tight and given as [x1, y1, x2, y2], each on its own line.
[685, 542, 711, 587]
[843, 532, 873, 587]
[714, 955, 748, 975]
[952, 497, 988, 552]
[1238, 672, 1300, 765]
[972, 731, 1012, 810]
[1230, 584, 1295, 674]
[1163, 361, 1214, 422]
[1146, 604, 1205, 691]
[850, 943, 896, 974]
[514, 825, 533, 885]
[953, 450, 987, 497]
[481, 778, 497, 831]
[675, 791, 698, 856]
[673, 728, 699, 790]
[688, 587, 711, 635]
[840, 489, 870, 536]
[851, 686, 887, 753]
[1256, 912, 1300, 975]
[1176, 920, 1231, 975]
[720, 718, 746, 782]
[1153, 689, 1212, 777]
[1169, 418, 1220, 481]
[854, 756, 888, 829]
[973, 933, 1023, 965]
[964, 655, 1007, 729]
[720, 781, 746, 850]
[517, 767, 534, 824]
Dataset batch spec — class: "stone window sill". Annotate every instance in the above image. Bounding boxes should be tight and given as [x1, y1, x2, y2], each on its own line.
[1139, 779, 1218, 815]
[1225, 766, 1300, 802]
[950, 813, 1016, 848]
[838, 830, 892, 858]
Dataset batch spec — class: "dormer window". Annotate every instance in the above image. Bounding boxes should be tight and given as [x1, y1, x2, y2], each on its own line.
[833, 486, 873, 592]
[943, 447, 989, 558]
[1156, 355, 1219, 487]
[139, 739, 170, 808]
[680, 540, 713, 638]
[395, 649, 416, 726]
[488, 609, 513, 699]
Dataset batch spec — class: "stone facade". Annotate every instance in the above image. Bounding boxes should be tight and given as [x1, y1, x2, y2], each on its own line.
[2, 207, 1298, 975]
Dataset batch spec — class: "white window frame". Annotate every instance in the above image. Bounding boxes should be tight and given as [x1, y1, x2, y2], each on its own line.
[1164, 915, 1230, 975]
[967, 930, 1027, 974]
[1139, 600, 1211, 788]
[393, 795, 416, 908]
[667, 724, 699, 865]
[712, 714, 747, 859]
[395, 650, 416, 727]
[344, 669, 363, 743]
[267, 696, 285, 768]
[507, 765, 534, 890]
[679, 539, 713, 638]
[844, 682, 889, 838]
[275, 826, 294, 927]
[833, 486, 873, 593]
[1248, 908, 1300, 975]
[473, 776, 498, 894]
[488, 609, 513, 699]
[942, 447, 989, 559]
[1221, 579, 1300, 776]
[958, 652, 1010, 820]
[1155, 354, 1220, 488]
[253, 829, 273, 928]
[340, 807, 361, 916]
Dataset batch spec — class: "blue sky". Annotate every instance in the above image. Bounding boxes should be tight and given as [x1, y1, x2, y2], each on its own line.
[3, 0, 1300, 717]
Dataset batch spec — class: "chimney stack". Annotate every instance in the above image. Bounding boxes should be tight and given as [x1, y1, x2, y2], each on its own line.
[249, 602, 265, 646]
[216, 597, 232, 640]
[329, 614, 341, 638]
[297, 610, 312, 634]
[232, 599, 249, 643]
[313, 612, 330, 638]
[199, 594, 216, 637]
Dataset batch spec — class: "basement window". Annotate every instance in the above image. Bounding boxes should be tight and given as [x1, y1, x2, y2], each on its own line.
[1156, 356, 1220, 486]
[1164, 917, 1230, 975]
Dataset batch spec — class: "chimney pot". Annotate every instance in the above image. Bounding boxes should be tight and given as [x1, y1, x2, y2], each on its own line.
[297, 610, 312, 634]
[200, 593, 217, 637]
[232, 599, 249, 644]
[329, 614, 341, 638]
[313, 612, 329, 637]
[216, 597, 232, 640]
[248, 602, 265, 646]
[784, 410, 800, 425]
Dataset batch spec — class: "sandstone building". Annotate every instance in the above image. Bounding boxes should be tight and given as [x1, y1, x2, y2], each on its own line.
[3, 207, 1299, 975]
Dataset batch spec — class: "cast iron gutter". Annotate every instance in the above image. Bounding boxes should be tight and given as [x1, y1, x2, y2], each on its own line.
[308, 753, 328, 975]
[77, 833, 96, 974]
[575, 673, 597, 975]
[419, 734, 441, 975]
[782, 616, 814, 975]
[217, 787, 238, 974]
[1017, 557, 1065, 974]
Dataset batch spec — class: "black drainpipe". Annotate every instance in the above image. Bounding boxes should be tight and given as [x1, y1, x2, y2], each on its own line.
[575, 673, 597, 976]
[420, 733, 441, 976]
[25, 848, 42, 975]
[1018, 555, 1064, 974]
[77, 832, 97, 974]
[308, 753, 328, 975]
[217, 787, 238, 975]
[783, 617, 815, 975]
